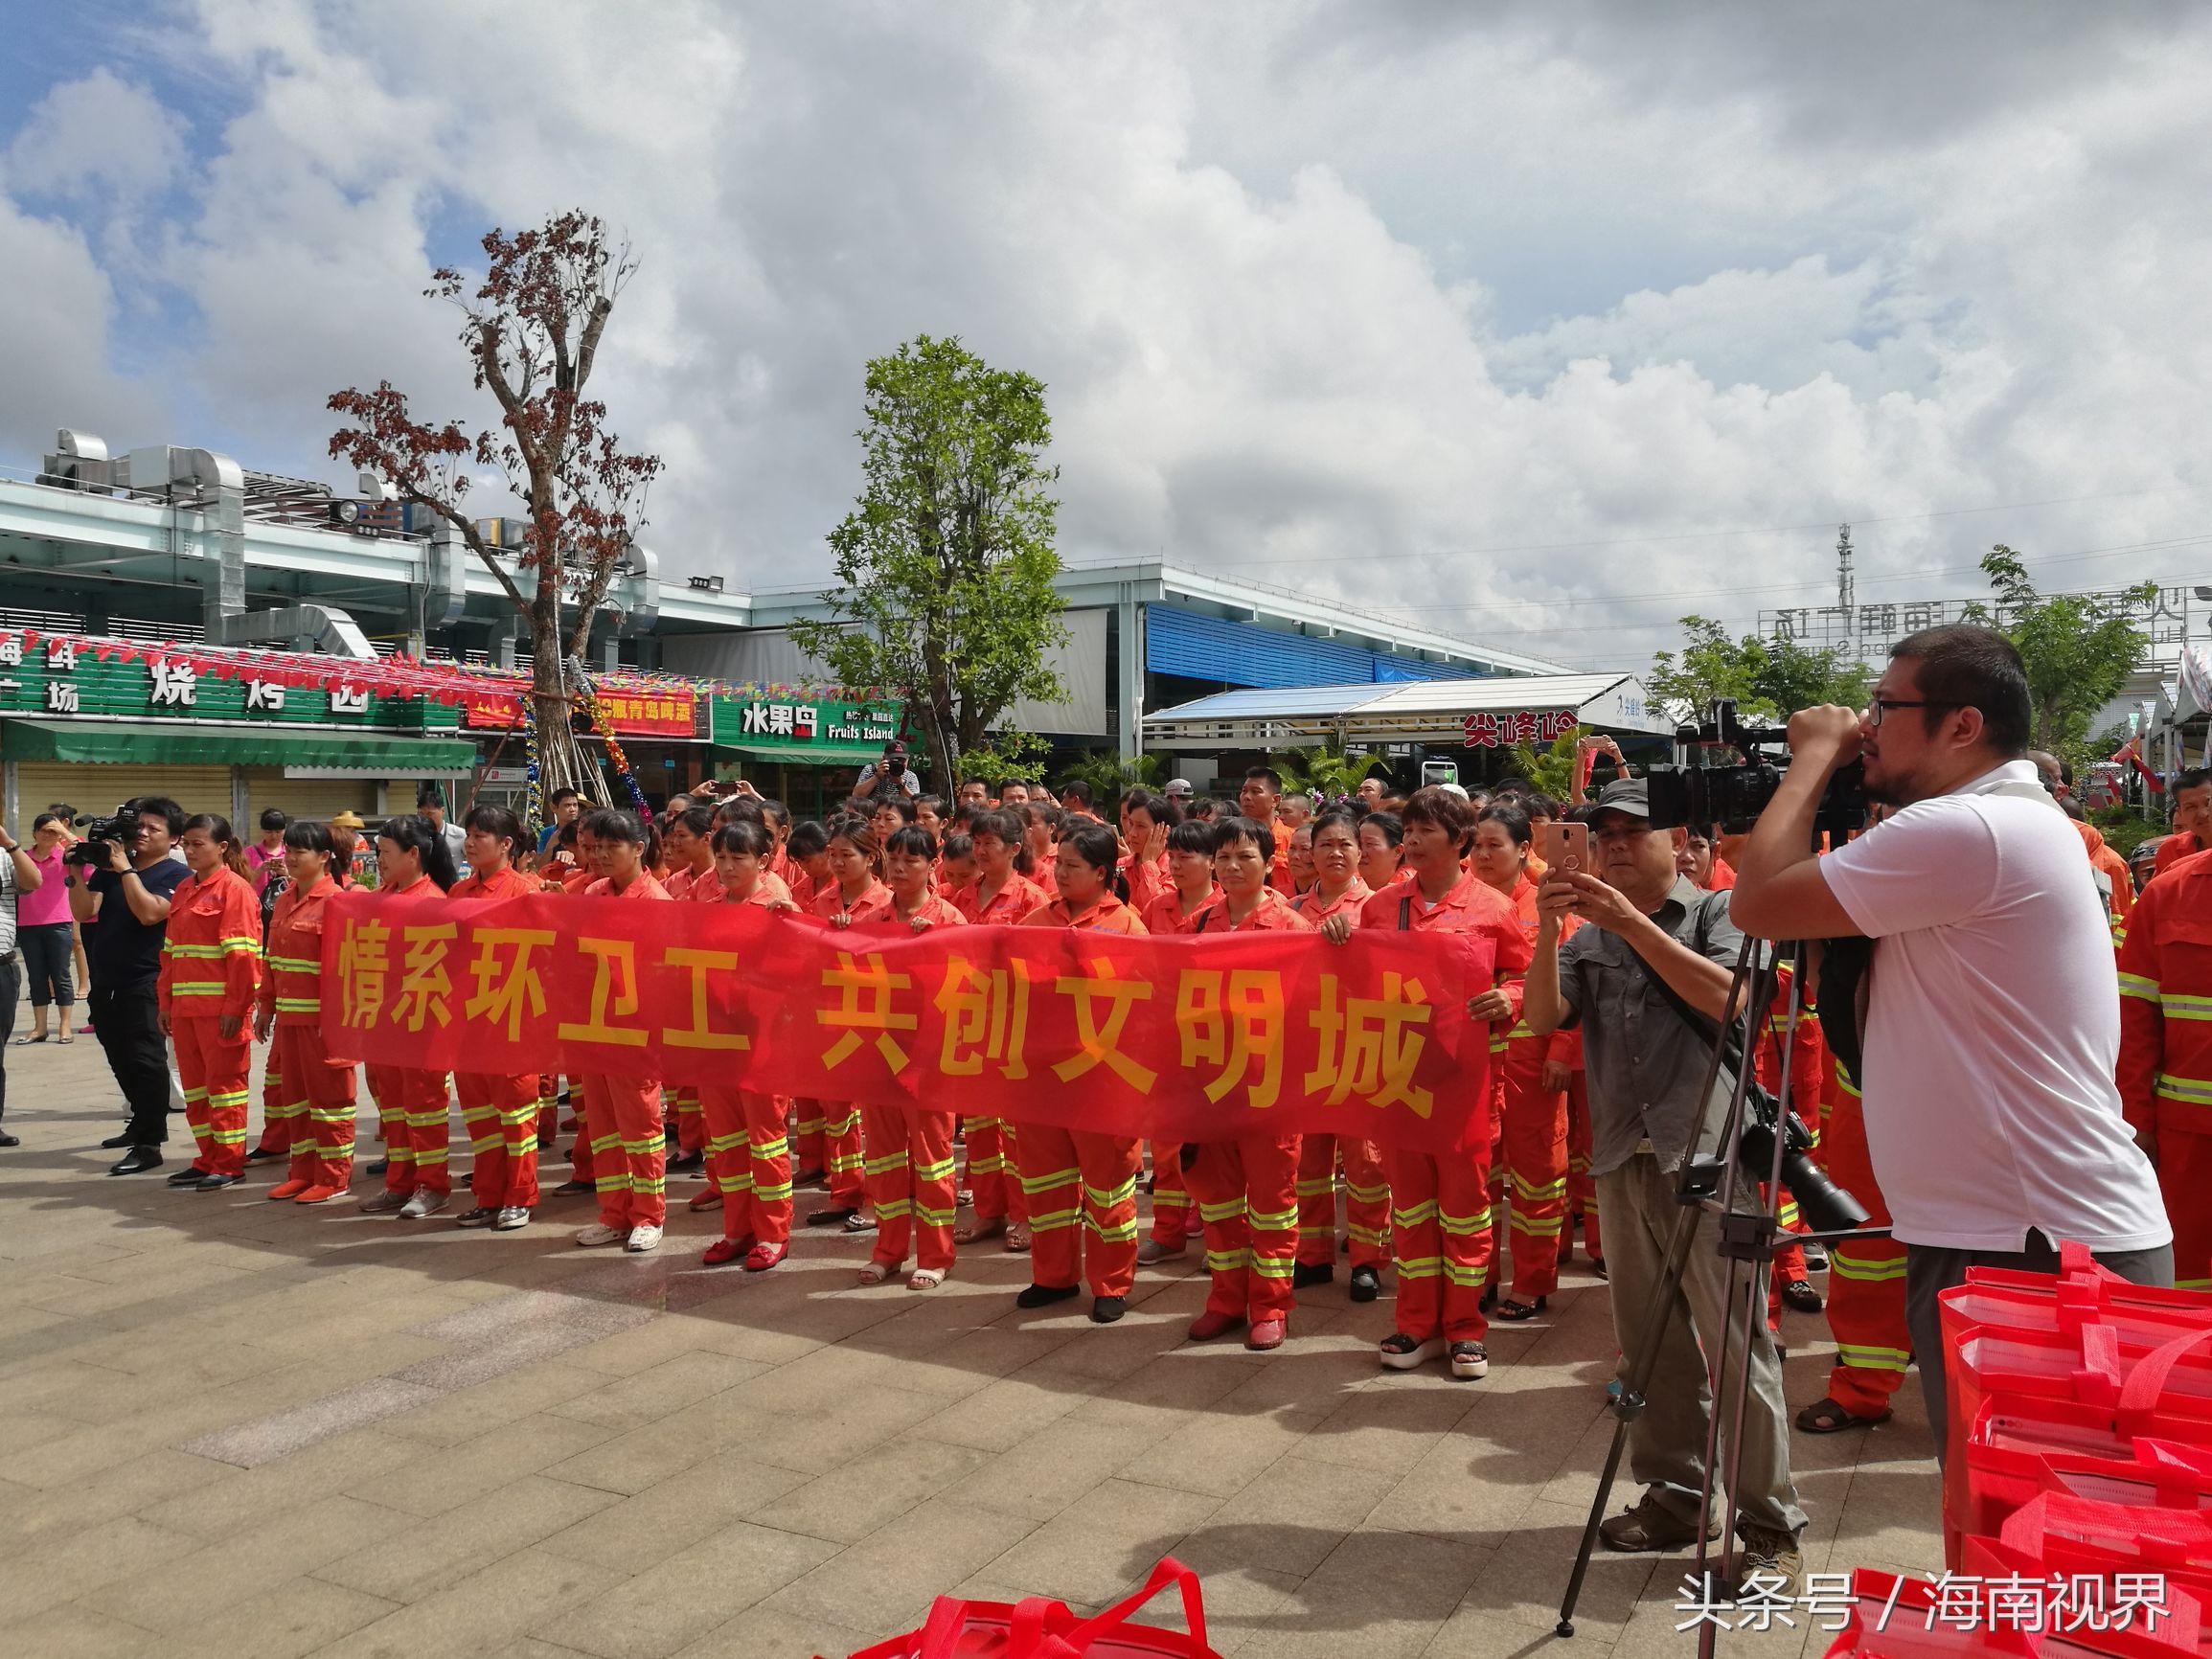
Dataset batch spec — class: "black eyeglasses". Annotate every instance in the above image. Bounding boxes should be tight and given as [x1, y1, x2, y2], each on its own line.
[1866, 697, 1964, 728]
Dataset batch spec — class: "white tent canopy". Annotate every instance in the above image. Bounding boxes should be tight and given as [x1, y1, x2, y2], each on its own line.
[1140, 672, 1672, 747]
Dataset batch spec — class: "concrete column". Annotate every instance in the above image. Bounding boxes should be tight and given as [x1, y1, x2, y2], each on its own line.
[1116, 591, 1145, 761]
[230, 765, 250, 829]
[2, 759, 17, 836]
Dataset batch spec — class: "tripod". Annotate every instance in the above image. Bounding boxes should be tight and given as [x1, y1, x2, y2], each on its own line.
[1554, 933, 1887, 1656]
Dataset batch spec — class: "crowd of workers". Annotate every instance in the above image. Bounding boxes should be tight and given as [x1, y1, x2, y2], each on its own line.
[5, 664, 2203, 1594]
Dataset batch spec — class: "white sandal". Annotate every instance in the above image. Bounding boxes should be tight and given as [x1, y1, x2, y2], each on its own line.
[855, 1261, 896, 1286]
[908, 1267, 946, 1291]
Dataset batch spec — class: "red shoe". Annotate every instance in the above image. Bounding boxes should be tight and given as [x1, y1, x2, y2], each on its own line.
[702, 1235, 755, 1266]
[742, 1240, 788, 1272]
[294, 1184, 342, 1203]
[266, 1180, 308, 1201]
[1187, 1310, 1245, 1342]
[1245, 1318, 1287, 1352]
[687, 1190, 722, 1213]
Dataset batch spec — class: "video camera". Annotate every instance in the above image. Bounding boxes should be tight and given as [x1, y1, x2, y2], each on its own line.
[63, 805, 143, 868]
[1645, 699, 1866, 839]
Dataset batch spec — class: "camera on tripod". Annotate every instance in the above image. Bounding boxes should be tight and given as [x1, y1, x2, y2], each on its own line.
[63, 806, 143, 868]
[1645, 699, 1866, 839]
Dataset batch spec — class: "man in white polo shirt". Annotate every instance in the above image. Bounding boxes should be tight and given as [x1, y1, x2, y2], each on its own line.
[1729, 624, 2170, 1465]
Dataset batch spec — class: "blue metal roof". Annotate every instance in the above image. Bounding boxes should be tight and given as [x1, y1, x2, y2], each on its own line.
[1146, 605, 1478, 690]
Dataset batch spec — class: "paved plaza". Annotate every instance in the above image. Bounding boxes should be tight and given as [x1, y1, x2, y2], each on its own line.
[0, 1037, 1941, 1658]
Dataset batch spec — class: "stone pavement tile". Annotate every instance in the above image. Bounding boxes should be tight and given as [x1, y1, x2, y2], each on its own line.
[178, 1375, 440, 1469]
[0, 1357, 133, 1415]
[1169, 1454, 1399, 1577]
[1009, 1307, 1190, 1383]
[0, 1601, 171, 1659]
[317, 1474, 621, 1602]
[20, 1262, 262, 1319]
[45, 1330, 294, 1398]
[1450, 1496, 1659, 1643]
[676, 1378, 952, 1479]
[974, 1477, 1222, 1609]
[559, 1304, 845, 1377]
[757, 1434, 997, 1545]
[0, 1446, 233, 1548]
[320, 1547, 627, 1659]
[346, 1413, 617, 1515]
[1296, 1375, 1487, 1478]
[1263, 1527, 1497, 1658]
[0, 1407, 89, 1456]
[83, 1492, 411, 1629]
[669, 1603, 875, 1659]
[485, 1642, 601, 1659]
[535, 1520, 841, 1659]
[1117, 1392, 1334, 1501]
[1155, 1561, 1306, 1658]
[759, 1495, 1038, 1637]
[377, 1359, 615, 1445]
[0, 1511, 203, 1620]
[141, 1427, 414, 1538]
[535, 1449, 812, 1574]
[904, 1369, 1094, 1454]
[546, 1350, 773, 1432]
[1825, 1459, 1943, 1575]
[944, 1415, 1180, 1523]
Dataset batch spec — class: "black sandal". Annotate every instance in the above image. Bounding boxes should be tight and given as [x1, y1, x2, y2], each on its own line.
[1795, 1397, 1892, 1434]
[1780, 1279, 1825, 1314]
[1494, 1296, 1548, 1322]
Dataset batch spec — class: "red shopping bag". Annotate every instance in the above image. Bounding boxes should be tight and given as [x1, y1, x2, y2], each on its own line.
[837, 1557, 1220, 1659]
[1955, 1242, 2212, 1340]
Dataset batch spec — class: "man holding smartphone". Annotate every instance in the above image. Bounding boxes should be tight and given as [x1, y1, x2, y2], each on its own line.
[1522, 778, 1806, 1591]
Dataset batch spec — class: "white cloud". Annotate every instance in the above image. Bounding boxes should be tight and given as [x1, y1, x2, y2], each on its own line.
[4, 1, 2212, 672]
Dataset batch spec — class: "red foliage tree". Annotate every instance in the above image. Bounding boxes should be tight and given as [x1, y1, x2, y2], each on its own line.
[329, 209, 663, 809]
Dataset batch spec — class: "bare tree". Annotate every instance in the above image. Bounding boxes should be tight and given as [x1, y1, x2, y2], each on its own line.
[329, 210, 663, 810]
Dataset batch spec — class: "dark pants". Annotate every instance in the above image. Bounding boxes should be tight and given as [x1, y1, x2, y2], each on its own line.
[1905, 1229, 2176, 1465]
[19, 923, 75, 1008]
[88, 979, 170, 1146]
[0, 956, 17, 1125]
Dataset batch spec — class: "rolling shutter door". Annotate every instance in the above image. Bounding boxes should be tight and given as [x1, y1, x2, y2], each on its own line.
[11, 761, 235, 822]
[242, 769, 376, 825]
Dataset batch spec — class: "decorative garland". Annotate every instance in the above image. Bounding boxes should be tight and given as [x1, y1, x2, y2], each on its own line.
[579, 675, 652, 821]
[520, 694, 544, 835]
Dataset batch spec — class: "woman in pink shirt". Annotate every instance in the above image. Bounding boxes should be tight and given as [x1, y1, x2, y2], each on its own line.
[14, 813, 77, 1043]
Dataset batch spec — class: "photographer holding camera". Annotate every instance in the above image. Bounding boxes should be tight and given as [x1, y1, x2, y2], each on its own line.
[850, 740, 921, 803]
[1522, 776, 1808, 1590]
[1729, 625, 2170, 1465]
[65, 798, 191, 1175]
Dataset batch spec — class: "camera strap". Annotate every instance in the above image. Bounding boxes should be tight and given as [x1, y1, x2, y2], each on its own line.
[1615, 891, 1754, 1074]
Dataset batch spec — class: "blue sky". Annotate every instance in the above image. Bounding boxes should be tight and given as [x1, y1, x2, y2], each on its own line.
[4, 2, 2209, 671]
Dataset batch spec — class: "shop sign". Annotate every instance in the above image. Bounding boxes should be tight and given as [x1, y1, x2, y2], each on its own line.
[711, 696, 904, 751]
[1464, 709, 1578, 748]
[464, 687, 696, 737]
[0, 649, 456, 733]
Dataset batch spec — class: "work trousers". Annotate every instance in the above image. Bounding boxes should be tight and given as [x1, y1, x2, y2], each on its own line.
[667, 1086, 704, 1154]
[1564, 1075, 1601, 1261]
[1497, 1044, 1569, 1300]
[1386, 1142, 1495, 1342]
[1906, 1230, 2173, 1467]
[90, 979, 169, 1146]
[456, 1068, 541, 1210]
[1292, 1135, 1390, 1268]
[1149, 1139, 1195, 1247]
[1186, 1135, 1301, 1324]
[792, 1099, 829, 1178]
[583, 1071, 667, 1230]
[863, 1103, 961, 1273]
[366, 1065, 453, 1195]
[967, 1116, 1028, 1224]
[1596, 1151, 1808, 1537]
[2153, 1120, 2212, 1293]
[1815, 1078, 1909, 1419]
[171, 1017, 251, 1177]
[276, 1023, 356, 1191]
[823, 1101, 864, 1205]
[1019, 1123, 1143, 1297]
[703, 1086, 792, 1245]
[254, 1048, 297, 1156]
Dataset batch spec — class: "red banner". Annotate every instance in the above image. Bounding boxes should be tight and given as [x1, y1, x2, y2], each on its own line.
[320, 894, 1497, 1152]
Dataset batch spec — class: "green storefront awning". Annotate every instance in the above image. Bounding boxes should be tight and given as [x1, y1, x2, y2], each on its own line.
[0, 718, 478, 770]
[714, 739, 888, 767]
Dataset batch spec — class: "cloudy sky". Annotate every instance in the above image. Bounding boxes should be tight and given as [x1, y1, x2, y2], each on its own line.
[5, 1, 2209, 671]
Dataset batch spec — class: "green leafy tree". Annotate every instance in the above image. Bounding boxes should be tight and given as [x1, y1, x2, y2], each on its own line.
[1272, 741, 1386, 805]
[1975, 546, 2154, 755]
[1648, 616, 1870, 724]
[1505, 726, 1588, 799]
[790, 335, 1068, 785]
[1057, 751, 1165, 801]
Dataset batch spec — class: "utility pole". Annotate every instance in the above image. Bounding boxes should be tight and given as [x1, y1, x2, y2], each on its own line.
[1836, 523, 1856, 656]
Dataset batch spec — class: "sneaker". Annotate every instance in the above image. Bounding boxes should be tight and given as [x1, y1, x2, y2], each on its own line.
[294, 1183, 342, 1203]
[574, 1222, 626, 1247]
[1801, 1241, 1829, 1271]
[1598, 1491, 1722, 1554]
[1380, 1333, 1446, 1371]
[1728, 1525, 1805, 1597]
[1136, 1237, 1184, 1264]
[625, 1224, 664, 1253]
[1448, 1340, 1490, 1380]
[1245, 1318, 1287, 1352]
[492, 1207, 532, 1231]
[1780, 1279, 1825, 1314]
[399, 1190, 449, 1219]
[453, 1206, 497, 1228]
[195, 1172, 241, 1192]
[1349, 1264, 1381, 1303]
[359, 1189, 411, 1215]
[267, 1180, 308, 1201]
[167, 1166, 207, 1187]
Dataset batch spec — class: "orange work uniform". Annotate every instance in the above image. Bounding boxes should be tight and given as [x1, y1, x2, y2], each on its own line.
[580, 873, 673, 1230]
[1815, 1056, 1910, 1417]
[701, 873, 798, 1250]
[258, 874, 356, 1197]
[157, 865, 263, 1179]
[2118, 849, 2212, 1290]
[950, 871, 1050, 1229]
[1015, 894, 1150, 1298]
[809, 877, 893, 1208]
[1290, 878, 1389, 1273]
[1491, 875, 1578, 1302]
[364, 874, 455, 1197]
[1360, 874, 1533, 1344]
[447, 862, 544, 1210]
[1184, 889, 1312, 1327]
[1137, 883, 1220, 1251]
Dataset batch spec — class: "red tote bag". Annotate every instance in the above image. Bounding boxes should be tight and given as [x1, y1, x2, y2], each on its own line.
[836, 1557, 1221, 1659]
